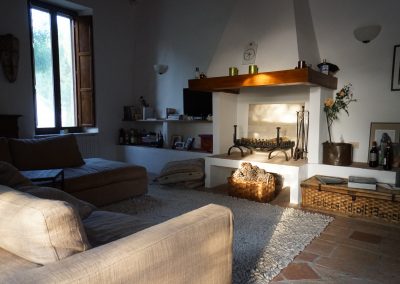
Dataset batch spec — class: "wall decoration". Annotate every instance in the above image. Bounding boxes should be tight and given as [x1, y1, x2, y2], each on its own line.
[369, 122, 400, 167]
[242, 41, 258, 65]
[391, 45, 400, 91]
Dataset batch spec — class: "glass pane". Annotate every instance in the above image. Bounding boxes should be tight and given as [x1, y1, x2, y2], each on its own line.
[31, 8, 55, 128]
[57, 15, 77, 127]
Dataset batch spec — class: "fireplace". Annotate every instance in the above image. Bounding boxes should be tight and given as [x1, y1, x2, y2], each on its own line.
[189, 68, 337, 204]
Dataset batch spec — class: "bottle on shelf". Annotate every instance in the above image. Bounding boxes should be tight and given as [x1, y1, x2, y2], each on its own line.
[119, 128, 125, 145]
[382, 141, 393, 170]
[129, 129, 135, 144]
[194, 67, 200, 79]
[157, 131, 164, 148]
[124, 130, 129, 145]
[368, 141, 379, 167]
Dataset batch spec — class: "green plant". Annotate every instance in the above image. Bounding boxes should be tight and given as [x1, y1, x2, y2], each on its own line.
[324, 83, 357, 143]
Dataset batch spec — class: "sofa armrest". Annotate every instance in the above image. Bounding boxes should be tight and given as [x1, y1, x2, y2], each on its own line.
[1, 204, 233, 284]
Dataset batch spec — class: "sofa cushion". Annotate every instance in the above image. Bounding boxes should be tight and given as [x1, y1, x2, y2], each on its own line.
[0, 247, 40, 279]
[63, 158, 147, 193]
[0, 137, 13, 164]
[9, 135, 84, 170]
[0, 185, 91, 265]
[0, 161, 33, 189]
[83, 210, 155, 247]
[21, 186, 96, 219]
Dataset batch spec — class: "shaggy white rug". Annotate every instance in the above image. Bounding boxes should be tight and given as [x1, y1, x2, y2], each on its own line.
[103, 184, 333, 283]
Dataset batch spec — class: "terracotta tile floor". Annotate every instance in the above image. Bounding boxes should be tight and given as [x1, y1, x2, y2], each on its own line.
[207, 184, 400, 283]
[269, 187, 400, 283]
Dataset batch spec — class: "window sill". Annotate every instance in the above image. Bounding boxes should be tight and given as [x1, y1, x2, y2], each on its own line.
[34, 127, 99, 138]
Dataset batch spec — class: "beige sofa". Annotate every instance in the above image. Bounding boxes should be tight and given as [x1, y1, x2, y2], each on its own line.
[0, 135, 147, 206]
[0, 163, 233, 284]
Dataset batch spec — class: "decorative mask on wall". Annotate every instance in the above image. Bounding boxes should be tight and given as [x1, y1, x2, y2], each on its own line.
[0, 34, 19, 83]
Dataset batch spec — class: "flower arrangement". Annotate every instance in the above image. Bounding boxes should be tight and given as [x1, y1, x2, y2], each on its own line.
[324, 83, 357, 143]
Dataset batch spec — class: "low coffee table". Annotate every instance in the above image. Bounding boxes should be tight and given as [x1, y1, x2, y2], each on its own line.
[21, 168, 64, 189]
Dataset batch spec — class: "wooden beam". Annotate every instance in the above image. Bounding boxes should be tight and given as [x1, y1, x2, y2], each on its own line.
[188, 67, 337, 92]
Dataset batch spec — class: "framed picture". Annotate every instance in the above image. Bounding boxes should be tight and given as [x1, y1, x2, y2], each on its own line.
[170, 135, 182, 149]
[391, 45, 400, 91]
[174, 141, 185, 150]
[369, 122, 400, 167]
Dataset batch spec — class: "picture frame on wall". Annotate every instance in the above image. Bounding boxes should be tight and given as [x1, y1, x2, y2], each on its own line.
[369, 122, 400, 167]
[391, 44, 400, 91]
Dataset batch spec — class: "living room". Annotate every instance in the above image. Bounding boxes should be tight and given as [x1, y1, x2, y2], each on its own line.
[1, 0, 400, 283]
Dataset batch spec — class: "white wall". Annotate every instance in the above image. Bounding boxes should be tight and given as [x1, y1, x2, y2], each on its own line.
[208, 0, 299, 76]
[131, 0, 236, 118]
[0, 1, 35, 138]
[79, 0, 137, 159]
[309, 0, 400, 162]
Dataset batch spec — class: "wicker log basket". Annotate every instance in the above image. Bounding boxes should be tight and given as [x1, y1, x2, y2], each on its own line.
[228, 163, 276, 203]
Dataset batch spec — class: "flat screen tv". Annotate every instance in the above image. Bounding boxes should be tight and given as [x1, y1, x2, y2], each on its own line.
[183, 88, 212, 119]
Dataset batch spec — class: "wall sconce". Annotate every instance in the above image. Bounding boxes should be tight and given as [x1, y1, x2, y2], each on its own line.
[153, 64, 168, 75]
[353, 25, 381, 43]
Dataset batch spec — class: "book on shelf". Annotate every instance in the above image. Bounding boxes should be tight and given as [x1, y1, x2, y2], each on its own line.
[377, 183, 400, 191]
[315, 175, 346, 185]
[348, 176, 377, 190]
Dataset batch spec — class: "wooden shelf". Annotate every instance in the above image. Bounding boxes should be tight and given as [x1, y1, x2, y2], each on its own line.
[123, 119, 212, 123]
[119, 144, 211, 154]
[188, 67, 337, 93]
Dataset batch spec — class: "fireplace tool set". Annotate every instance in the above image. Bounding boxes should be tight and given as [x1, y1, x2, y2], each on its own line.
[293, 106, 309, 160]
[228, 125, 295, 161]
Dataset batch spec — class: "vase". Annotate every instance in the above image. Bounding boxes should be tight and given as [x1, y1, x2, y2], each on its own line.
[322, 142, 353, 166]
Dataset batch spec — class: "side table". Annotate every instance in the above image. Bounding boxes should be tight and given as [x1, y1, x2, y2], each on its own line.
[21, 169, 64, 190]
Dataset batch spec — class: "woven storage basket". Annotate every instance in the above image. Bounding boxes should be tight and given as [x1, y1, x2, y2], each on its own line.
[228, 174, 275, 203]
[301, 176, 400, 224]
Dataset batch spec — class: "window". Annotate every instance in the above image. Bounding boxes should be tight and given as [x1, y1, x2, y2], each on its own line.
[29, 0, 95, 134]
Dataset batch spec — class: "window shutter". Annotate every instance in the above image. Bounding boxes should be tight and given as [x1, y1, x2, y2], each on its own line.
[75, 16, 95, 127]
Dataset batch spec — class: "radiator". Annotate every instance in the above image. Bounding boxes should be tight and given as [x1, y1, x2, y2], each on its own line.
[75, 134, 100, 158]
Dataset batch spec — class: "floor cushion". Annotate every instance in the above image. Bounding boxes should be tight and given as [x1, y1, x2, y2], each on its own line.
[157, 158, 205, 188]
[0, 185, 91, 265]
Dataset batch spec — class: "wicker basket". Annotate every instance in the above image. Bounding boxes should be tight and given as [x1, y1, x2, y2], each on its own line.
[301, 176, 400, 224]
[228, 175, 275, 203]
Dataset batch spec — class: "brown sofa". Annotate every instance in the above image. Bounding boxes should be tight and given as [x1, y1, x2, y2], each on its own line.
[0, 163, 233, 284]
[0, 135, 147, 206]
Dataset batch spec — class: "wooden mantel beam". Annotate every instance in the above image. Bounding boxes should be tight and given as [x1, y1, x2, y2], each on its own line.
[188, 67, 337, 93]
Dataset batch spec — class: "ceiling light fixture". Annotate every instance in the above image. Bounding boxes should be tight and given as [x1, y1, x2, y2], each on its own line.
[153, 64, 168, 75]
[353, 25, 381, 43]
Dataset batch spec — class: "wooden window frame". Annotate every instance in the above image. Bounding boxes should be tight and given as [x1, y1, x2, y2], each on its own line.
[28, 0, 95, 135]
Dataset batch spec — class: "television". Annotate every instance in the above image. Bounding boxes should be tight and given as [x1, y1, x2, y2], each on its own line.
[183, 88, 212, 119]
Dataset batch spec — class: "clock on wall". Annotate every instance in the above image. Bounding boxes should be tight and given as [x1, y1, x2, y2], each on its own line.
[242, 41, 258, 65]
